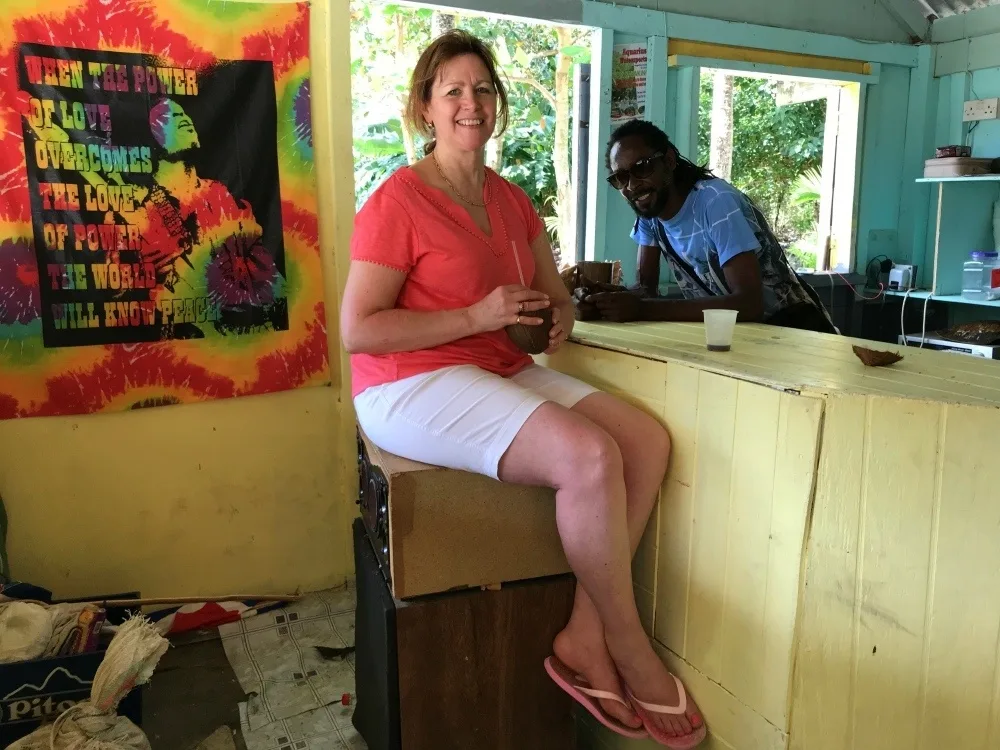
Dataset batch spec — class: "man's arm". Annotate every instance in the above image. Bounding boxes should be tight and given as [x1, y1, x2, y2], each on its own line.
[636, 244, 661, 296]
[588, 253, 766, 323]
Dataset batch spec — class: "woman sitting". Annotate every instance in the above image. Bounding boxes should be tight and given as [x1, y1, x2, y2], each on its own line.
[340, 29, 706, 748]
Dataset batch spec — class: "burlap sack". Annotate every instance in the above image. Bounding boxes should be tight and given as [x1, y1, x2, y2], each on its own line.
[8, 616, 168, 750]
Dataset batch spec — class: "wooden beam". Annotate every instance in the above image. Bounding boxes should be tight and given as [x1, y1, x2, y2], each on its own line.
[663, 12, 920, 67]
[667, 39, 872, 76]
[875, 0, 931, 42]
[668, 56, 879, 85]
[580, 2, 666, 36]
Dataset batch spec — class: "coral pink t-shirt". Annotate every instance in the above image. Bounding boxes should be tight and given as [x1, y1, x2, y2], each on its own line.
[349, 166, 545, 398]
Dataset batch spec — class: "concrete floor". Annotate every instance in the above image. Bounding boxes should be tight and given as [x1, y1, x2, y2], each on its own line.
[143, 633, 248, 750]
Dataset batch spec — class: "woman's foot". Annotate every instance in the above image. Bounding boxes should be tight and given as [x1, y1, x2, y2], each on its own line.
[553, 625, 643, 730]
[607, 634, 704, 740]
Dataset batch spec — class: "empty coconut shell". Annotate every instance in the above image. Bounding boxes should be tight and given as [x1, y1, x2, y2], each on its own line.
[852, 345, 903, 368]
[506, 306, 554, 355]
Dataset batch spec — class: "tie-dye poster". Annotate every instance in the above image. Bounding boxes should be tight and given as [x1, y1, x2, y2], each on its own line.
[0, 1, 329, 418]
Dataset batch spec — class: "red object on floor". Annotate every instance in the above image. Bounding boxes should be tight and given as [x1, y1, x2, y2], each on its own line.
[342, 693, 351, 706]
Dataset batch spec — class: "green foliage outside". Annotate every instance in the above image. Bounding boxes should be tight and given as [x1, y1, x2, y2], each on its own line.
[697, 75, 825, 270]
[351, 1, 588, 259]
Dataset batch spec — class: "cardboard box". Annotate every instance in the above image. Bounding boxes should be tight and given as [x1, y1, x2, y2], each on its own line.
[0, 594, 142, 747]
[360, 431, 571, 600]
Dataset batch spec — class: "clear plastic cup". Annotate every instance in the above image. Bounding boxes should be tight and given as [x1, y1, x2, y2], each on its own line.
[703, 309, 738, 352]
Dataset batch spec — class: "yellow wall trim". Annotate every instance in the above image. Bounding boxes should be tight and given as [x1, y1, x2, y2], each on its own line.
[667, 39, 871, 76]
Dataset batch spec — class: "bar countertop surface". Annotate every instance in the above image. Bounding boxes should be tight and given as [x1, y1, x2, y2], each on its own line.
[567, 321, 1000, 407]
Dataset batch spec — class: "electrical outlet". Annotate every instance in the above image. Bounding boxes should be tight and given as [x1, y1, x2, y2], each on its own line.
[964, 97, 1000, 122]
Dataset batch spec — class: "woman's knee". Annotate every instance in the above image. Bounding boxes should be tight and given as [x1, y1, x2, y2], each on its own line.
[559, 425, 624, 490]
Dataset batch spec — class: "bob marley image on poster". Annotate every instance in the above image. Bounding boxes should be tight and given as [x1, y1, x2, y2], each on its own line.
[18, 42, 289, 346]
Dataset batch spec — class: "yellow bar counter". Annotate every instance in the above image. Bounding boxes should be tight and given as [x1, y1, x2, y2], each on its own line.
[540, 322, 1000, 750]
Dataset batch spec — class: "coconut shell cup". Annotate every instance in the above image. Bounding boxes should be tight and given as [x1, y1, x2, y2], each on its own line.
[852, 345, 903, 368]
[506, 306, 554, 355]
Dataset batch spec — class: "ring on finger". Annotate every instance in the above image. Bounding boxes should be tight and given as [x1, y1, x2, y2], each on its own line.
[518, 302, 524, 313]
[516, 315, 521, 324]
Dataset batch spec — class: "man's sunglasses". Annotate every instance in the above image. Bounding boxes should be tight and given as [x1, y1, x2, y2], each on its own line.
[606, 153, 665, 191]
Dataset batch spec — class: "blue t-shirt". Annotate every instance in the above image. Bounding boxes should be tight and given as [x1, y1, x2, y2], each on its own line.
[630, 179, 826, 322]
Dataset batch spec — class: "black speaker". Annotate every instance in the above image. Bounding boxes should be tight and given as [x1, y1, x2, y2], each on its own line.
[352, 518, 401, 750]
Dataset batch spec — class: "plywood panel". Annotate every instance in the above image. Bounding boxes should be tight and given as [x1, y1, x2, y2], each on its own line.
[664, 362, 701, 486]
[851, 399, 941, 750]
[541, 343, 668, 402]
[719, 384, 781, 716]
[654, 362, 701, 656]
[685, 372, 739, 682]
[656, 643, 787, 750]
[792, 397, 1000, 750]
[760, 393, 823, 728]
[721, 388, 821, 729]
[396, 575, 575, 749]
[655, 479, 695, 656]
[790, 395, 869, 750]
[919, 404, 1000, 749]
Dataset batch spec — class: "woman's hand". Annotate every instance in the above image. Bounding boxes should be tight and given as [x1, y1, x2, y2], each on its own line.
[469, 284, 549, 333]
[545, 305, 569, 354]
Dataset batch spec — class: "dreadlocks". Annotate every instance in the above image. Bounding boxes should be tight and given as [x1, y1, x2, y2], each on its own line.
[606, 120, 714, 190]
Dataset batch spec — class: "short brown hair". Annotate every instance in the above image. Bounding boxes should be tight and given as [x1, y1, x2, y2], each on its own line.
[405, 30, 509, 154]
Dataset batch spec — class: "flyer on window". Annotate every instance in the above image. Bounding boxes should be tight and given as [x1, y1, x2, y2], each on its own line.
[611, 43, 648, 125]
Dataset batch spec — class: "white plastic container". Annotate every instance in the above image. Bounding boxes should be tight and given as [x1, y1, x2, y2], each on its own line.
[963, 251, 1000, 301]
[703, 309, 739, 352]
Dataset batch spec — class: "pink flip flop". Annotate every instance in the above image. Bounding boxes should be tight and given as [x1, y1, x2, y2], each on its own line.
[544, 656, 648, 739]
[626, 675, 707, 749]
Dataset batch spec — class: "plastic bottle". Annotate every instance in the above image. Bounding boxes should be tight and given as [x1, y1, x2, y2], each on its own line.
[964, 251, 1000, 300]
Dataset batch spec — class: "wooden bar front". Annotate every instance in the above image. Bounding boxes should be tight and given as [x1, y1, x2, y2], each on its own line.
[542, 322, 1000, 750]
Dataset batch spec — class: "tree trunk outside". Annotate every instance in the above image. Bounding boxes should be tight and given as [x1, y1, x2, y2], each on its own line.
[396, 14, 418, 163]
[487, 134, 504, 171]
[552, 27, 574, 267]
[432, 12, 456, 39]
[709, 71, 734, 182]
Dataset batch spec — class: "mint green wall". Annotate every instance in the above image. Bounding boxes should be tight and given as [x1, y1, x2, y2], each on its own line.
[922, 9, 1000, 299]
[591, 29, 932, 286]
[856, 65, 914, 273]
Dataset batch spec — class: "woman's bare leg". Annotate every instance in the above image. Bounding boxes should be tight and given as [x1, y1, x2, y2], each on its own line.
[566, 394, 700, 738]
[498, 397, 701, 738]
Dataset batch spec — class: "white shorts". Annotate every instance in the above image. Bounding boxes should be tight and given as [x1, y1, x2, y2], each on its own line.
[354, 364, 599, 479]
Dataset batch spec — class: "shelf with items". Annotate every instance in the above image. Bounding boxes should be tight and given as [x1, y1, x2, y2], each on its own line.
[883, 289, 1000, 308]
[915, 176, 1000, 307]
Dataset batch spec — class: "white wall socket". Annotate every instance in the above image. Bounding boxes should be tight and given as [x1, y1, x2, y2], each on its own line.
[964, 98, 1000, 122]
